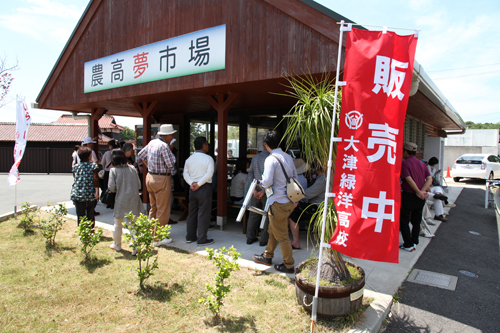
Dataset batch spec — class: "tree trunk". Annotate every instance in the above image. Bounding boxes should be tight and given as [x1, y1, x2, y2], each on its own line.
[307, 249, 350, 284]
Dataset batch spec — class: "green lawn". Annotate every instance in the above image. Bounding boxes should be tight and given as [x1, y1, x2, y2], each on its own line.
[0, 215, 366, 332]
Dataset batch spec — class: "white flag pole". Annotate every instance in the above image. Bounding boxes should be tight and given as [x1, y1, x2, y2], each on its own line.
[310, 20, 348, 331]
[14, 183, 17, 218]
[14, 94, 18, 218]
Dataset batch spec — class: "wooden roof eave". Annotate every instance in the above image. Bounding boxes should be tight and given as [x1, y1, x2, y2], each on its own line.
[36, 0, 358, 112]
[36, 0, 101, 108]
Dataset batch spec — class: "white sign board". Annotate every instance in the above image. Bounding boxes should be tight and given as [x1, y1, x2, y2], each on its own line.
[84, 25, 226, 93]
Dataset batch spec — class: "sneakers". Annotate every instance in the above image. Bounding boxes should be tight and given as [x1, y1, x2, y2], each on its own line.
[445, 203, 456, 208]
[109, 243, 121, 251]
[252, 253, 272, 266]
[154, 238, 173, 247]
[208, 224, 216, 230]
[186, 238, 198, 244]
[274, 263, 294, 274]
[399, 244, 416, 252]
[197, 239, 214, 246]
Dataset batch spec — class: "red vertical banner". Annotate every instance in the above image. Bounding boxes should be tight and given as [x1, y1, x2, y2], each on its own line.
[329, 28, 418, 263]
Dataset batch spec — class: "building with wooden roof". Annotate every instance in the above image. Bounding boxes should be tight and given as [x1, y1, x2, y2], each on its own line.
[0, 114, 121, 173]
[35, 0, 466, 223]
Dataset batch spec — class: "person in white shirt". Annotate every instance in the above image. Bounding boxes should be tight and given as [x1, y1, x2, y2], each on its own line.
[229, 159, 248, 202]
[183, 137, 215, 246]
[252, 131, 297, 274]
[426, 157, 448, 222]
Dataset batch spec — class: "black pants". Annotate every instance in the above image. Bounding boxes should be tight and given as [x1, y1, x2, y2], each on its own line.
[186, 183, 212, 244]
[246, 194, 269, 244]
[74, 200, 96, 228]
[400, 192, 425, 248]
[289, 201, 318, 224]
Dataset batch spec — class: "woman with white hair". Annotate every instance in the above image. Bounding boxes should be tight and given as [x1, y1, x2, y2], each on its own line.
[108, 149, 145, 255]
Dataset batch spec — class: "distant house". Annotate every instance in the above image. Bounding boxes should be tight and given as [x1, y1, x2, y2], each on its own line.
[52, 114, 126, 141]
[0, 114, 124, 173]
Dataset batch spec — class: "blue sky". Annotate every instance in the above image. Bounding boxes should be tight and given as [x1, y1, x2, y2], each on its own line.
[1, 0, 499, 129]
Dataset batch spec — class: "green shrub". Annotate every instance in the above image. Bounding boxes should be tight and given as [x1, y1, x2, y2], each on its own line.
[38, 203, 67, 247]
[199, 246, 241, 321]
[77, 217, 103, 262]
[19, 201, 39, 232]
[123, 212, 171, 288]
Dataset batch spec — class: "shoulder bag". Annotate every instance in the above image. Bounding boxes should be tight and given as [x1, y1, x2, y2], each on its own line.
[101, 189, 116, 208]
[272, 155, 305, 203]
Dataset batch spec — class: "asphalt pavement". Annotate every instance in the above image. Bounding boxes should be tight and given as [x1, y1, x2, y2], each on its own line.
[381, 186, 500, 333]
[0, 173, 74, 215]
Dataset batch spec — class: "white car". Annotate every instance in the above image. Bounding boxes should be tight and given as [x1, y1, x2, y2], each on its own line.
[451, 154, 500, 182]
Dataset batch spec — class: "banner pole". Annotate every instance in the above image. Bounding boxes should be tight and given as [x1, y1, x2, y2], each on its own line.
[14, 183, 17, 218]
[310, 20, 346, 330]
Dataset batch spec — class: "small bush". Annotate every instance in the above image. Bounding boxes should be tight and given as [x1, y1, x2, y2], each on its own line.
[77, 216, 103, 262]
[19, 201, 39, 232]
[123, 212, 171, 288]
[199, 246, 241, 322]
[38, 203, 67, 247]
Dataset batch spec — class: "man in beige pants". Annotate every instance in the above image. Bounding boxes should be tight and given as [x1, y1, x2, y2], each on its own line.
[137, 124, 177, 247]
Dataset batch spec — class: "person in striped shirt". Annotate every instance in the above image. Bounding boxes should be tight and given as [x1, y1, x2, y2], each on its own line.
[137, 124, 177, 247]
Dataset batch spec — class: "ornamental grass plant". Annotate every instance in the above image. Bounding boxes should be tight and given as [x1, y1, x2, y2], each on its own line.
[0, 213, 368, 332]
[276, 72, 352, 283]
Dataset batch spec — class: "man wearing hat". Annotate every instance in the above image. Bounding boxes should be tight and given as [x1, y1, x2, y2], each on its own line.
[138, 124, 177, 247]
[400, 142, 432, 252]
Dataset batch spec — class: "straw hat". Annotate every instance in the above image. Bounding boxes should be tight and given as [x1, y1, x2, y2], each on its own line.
[157, 124, 177, 135]
[294, 158, 309, 174]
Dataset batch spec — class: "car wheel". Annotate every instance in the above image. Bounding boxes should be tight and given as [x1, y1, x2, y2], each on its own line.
[488, 172, 494, 180]
[453, 177, 461, 182]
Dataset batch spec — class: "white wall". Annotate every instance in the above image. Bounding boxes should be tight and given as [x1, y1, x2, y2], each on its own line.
[445, 129, 499, 147]
[424, 136, 445, 183]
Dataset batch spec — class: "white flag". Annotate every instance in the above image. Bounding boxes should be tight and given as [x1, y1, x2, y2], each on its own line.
[7, 97, 32, 187]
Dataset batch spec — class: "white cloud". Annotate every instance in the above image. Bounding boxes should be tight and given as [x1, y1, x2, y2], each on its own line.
[409, 0, 434, 11]
[19, 0, 83, 20]
[0, 0, 85, 44]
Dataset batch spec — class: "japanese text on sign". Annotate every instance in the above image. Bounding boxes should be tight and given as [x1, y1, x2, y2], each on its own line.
[84, 25, 226, 93]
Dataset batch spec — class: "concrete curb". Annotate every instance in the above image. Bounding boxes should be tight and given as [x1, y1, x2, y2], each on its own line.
[349, 290, 393, 333]
[0, 205, 40, 222]
[0, 211, 16, 222]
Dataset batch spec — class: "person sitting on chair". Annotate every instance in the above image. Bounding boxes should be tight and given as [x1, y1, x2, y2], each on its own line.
[229, 158, 248, 203]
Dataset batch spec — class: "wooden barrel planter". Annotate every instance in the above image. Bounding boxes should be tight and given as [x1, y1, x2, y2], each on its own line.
[294, 261, 365, 318]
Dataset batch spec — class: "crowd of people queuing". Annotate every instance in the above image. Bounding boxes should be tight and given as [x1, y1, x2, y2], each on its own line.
[70, 123, 450, 272]
[69, 126, 326, 271]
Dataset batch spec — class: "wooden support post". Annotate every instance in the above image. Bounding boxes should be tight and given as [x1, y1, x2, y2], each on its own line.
[134, 101, 158, 204]
[205, 92, 241, 227]
[90, 107, 106, 160]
